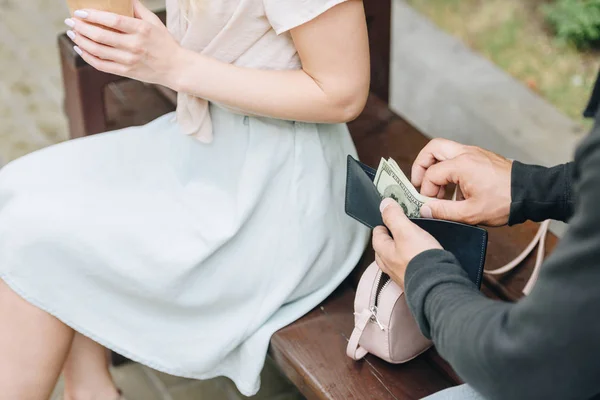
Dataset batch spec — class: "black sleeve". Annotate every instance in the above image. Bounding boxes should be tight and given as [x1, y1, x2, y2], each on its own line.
[404, 122, 600, 400]
[584, 68, 600, 118]
[508, 161, 575, 226]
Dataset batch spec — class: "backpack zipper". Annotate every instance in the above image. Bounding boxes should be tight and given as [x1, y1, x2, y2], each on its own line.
[377, 279, 392, 307]
[370, 269, 383, 308]
[368, 269, 391, 331]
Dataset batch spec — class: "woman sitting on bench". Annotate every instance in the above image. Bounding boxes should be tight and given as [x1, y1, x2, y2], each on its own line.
[0, 0, 371, 398]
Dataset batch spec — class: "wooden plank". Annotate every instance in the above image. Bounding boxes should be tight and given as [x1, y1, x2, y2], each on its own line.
[364, 0, 392, 102]
[104, 80, 175, 131]
[59, 33, 124, 139]
[347, 94, 395, 142]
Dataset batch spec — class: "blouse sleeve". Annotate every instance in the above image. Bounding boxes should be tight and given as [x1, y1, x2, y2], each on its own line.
[263, 0, 348, 35]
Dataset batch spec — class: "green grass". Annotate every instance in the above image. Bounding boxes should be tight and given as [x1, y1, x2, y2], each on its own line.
[406, 0, 599, 128]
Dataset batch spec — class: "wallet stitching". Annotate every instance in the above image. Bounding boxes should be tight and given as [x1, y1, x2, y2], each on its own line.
[348, 210, 374, 229]
[345, 157, 353, 217]
[475, 232, 486, 288]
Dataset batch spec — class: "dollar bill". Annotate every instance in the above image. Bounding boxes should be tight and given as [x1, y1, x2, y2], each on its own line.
[374, 158, 433, 218]
[387, 158, 405, 180]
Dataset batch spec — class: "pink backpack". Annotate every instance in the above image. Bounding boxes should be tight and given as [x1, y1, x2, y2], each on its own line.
[346, 261, 431, 363]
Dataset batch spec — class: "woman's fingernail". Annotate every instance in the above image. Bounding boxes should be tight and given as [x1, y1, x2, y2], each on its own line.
[73, 46, 83, 56]
[380, 198, 396, 213]
[64, 18, 75, 28]
[420, 205, 433, 219]
[74, 10, 89, 18]
[66, 30, 76, 40]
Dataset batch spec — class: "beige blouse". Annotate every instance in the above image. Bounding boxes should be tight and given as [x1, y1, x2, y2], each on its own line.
[166, 0, 348, 143]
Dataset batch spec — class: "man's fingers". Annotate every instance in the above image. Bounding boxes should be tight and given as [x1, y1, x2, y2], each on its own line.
[412, 139, 467, 188]
[372, 226, 395, 262]
[380, 198, 412, 239]
[421, 199, 477, 224]
[420, 158, 461, 198]
[375, 253, 389, 272]
[436, 185, 446, 199]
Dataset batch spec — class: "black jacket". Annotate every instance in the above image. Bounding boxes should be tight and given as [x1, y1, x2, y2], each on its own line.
[405, 69, 600, 400]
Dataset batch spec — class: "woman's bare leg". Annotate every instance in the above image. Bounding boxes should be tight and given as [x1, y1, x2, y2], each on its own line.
[0, 279, 75, 400]
[62, 334, 120, 400]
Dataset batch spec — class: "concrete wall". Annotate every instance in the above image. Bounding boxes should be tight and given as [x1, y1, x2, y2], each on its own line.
[388, 0, 590, 236]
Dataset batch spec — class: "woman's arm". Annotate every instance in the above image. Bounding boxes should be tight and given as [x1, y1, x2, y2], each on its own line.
[176, 0, 370, 123]
[67, 0, 370, 123]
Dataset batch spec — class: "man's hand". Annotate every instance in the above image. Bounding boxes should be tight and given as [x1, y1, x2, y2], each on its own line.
[412, 138, 513, 226]
[373, 199, 442, 289]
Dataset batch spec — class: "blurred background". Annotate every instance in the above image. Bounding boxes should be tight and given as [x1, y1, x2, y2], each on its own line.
[407, 0, 598, 127]
[0, 0, 162, 165]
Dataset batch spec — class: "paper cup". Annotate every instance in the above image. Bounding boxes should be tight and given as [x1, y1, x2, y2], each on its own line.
[66, 0, 134, 17]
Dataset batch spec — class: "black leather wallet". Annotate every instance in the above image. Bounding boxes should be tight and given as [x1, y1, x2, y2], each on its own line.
[345, 155, 488, 288]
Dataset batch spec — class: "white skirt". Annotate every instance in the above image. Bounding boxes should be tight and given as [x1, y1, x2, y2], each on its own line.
[0, 105, 369, 396]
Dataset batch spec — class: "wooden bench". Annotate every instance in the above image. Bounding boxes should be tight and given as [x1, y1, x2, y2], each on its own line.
[57, 2, 558, 398]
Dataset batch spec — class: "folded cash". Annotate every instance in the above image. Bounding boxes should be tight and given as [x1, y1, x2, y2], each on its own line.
[374, 158, 434, 218]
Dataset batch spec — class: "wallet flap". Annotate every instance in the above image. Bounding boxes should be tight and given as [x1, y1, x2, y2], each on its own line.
[345, 155, 384, 228]
[345, 155, 487, 288]
[412, 219, 487, 287]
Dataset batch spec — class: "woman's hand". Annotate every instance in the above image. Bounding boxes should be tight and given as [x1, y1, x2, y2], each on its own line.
[373, 199, 442, 289]
[65, 0, 183, 89]
[412, 138, 513, 226]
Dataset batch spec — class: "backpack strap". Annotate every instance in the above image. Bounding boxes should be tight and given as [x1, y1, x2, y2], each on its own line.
[522, 220, 549, 295]
[483, 219, 549, 295]
[346, 309, 371, 360]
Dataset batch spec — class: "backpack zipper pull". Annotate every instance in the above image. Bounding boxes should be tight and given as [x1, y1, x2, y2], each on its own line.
[369, 306, 385, 331]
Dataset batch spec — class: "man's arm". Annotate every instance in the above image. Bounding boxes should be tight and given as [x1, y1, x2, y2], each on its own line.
[411, 139, 575, 227]
[508, 161, 575, 225]
[403, 125, 600, 400]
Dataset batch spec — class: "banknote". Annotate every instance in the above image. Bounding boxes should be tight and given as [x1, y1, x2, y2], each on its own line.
[374, 158, 433, 218]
